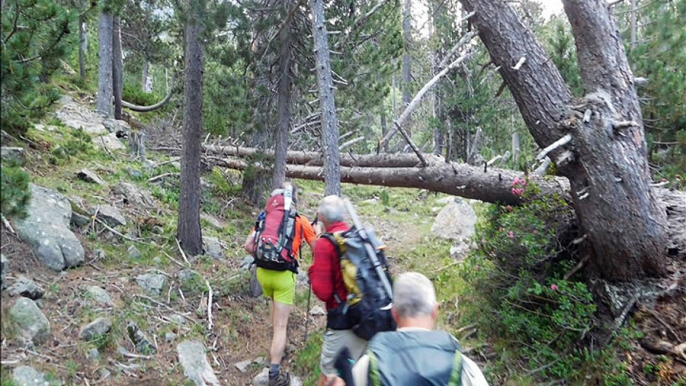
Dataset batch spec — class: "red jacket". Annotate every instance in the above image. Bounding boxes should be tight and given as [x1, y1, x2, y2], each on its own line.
[309, 221, 350, 311]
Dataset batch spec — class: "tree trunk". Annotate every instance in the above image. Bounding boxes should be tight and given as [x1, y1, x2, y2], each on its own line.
[177, 6, 204, 256]
[272, 2, 293, 190]
[112, 16, 123, 120]
[79, 16, 87, 80]
[402, 0, 412, 138]
[630, 0, 638, 51]
[512, 132, 520, 168]
[203, 144, 441, 167]
[242, 3, 272, 206]
[458, 0, 668, 280]
[97, 12, 114, 117]
[310, 0, 342, 196]
[214, 157, 569, 206]
[142, 61, 151, 93]
[380, 111, 390, 153]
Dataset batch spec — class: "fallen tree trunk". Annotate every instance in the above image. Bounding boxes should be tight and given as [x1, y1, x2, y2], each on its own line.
[210, 154, 684, 257]
[121, 74, 176, 113]
[201, 145, 443, 168]
[211, 156, 570, 205]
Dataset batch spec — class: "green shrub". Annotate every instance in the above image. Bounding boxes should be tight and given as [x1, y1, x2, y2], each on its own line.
[1, 162, 31, 219]
[49, 128, 93, 164]
[465, 177, 595, 380]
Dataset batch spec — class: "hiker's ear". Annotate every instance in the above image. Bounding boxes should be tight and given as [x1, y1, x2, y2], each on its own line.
[391, 305, 399, 322]
[431, 303, 439, 321]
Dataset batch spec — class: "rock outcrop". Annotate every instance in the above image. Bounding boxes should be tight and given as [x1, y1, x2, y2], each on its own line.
[14, 184, 85, 271]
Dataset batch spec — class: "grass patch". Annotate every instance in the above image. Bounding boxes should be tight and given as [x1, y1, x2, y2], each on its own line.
[292, 333, 324, 386]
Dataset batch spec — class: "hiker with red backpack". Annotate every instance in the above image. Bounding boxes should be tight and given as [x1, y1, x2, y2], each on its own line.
[244, 182, 318, 386]
[309, 195, 396, 386]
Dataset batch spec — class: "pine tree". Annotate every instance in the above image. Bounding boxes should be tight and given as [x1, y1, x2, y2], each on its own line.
[626, 0, 686, 178]
[1, 0, 75, 135]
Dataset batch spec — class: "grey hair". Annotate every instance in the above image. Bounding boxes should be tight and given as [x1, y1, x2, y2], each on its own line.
[318, 195, 345, 223]
[393, 272, 437, 318]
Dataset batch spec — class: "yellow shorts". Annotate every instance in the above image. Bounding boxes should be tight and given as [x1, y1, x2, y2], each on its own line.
[256, 268, 296, 305]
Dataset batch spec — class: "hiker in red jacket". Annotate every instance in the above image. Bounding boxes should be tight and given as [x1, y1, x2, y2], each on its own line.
[309, 195, 369, 386]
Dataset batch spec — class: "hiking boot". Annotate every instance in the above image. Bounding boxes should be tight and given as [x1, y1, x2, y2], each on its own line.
[268, 371, 290, 386]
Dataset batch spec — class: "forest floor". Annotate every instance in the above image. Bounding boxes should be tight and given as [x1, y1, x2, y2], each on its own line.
[1, 85, 685, 386]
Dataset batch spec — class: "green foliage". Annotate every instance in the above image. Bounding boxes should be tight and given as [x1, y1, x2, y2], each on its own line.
[1, 0, 75, 136]
[49, 128, 93, 164]
[626, 0, 686, 179]
[0, 161, 31, 219]
[546, 18, 583, 96]
[293, 333, 324, 386]
[465, 178, 596, 380]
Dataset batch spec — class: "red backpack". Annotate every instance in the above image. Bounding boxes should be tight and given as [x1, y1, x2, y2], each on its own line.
[251, 187, 299, 272]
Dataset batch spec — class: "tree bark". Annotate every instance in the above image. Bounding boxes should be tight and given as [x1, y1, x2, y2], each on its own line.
[512, 132, 520, 167]
[79, 16, 87, 80]
[459, 0, 668, 280]
[380, 111, 390, 153]
[402, 0, 413, 138]
[97, 12, 114, 117]
[177, 4, 204, 256]
[310, 0, 342, 196]
[272, 2, 293, 190]
[203, 145, 441, 168]
[561, 0, 667, 279]
[112, 16, 123, 120]
[214, 157, 569, 206]
[242, 2, 272, 206]
[142, 61, 151, 92]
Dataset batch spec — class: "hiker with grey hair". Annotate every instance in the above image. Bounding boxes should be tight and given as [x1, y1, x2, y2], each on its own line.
[327, 272, 489, 386]
[309, 195, 369, 386]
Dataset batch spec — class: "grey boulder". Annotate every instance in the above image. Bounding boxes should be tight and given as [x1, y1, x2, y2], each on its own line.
[10, 297, 50, 345]
[1, 146, 26, 165]
[80, 317, 113, 341]
[76, 169, 106, 185]
[431, 199, 477, 241]
[13, 366, 53, 386]
[136, 273, 167, 296]
[86, 285, 113, 307]
[96, 205, 126, 227]
[202, 236, 224, 260]
[14, 184, 85, 271]
[8, 275, 44, 300]
[177, 340, 221, 386]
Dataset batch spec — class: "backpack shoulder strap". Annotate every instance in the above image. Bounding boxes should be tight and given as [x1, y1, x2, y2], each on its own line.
[320, 232, 344, 257]
[368, 350, 382, 386]
[448, 350, 463, 386]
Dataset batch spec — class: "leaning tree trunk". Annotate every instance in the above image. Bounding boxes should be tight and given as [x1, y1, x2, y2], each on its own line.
[272, 2, 293, 190]
[458, 0, 667, 281]
[112, 16, 124, 120]
[177, 6, 205, 256]
[310, 0, 342, 196]
[97, 11, 114, 117]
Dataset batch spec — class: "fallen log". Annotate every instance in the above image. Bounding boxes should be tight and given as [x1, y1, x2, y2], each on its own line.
[201, 145, 443, 168]
[212, 156, 570, 206]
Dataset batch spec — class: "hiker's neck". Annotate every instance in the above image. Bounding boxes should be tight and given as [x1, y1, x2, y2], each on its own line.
[395, 316, 435, 330]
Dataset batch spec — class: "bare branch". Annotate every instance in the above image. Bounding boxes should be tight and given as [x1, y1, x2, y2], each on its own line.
[536, 134, 572, 162]
[380, 51, 475, 147]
